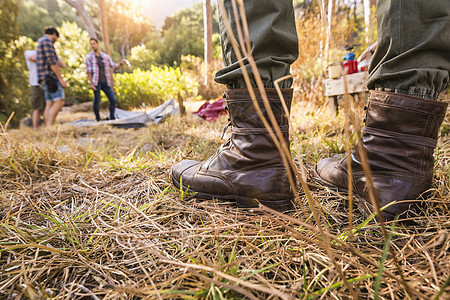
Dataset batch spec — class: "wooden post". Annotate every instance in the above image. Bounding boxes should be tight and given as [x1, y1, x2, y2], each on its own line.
[328, 96, 339, 116]
[177, 92, 186, 116]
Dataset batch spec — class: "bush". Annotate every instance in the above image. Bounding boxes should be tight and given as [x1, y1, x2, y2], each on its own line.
[0, 0, 32, 127]
[114, 66, 198, 109]
[180, 55, 223, 100]
[55, 22, 91, 102]
[127, 44, 161, 71]
[0, 36, 36, 127]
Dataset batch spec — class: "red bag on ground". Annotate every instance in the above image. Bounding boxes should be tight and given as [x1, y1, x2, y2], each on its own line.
[195, 98, 227, 121]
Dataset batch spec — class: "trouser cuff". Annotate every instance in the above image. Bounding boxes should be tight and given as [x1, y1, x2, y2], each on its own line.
[374, 87, 441, 101]
[218, 77, 293, 90]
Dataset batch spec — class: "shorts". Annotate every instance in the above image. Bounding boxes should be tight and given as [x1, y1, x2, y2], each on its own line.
[31, 86, 45, 111]
[44, 81, 65, 102]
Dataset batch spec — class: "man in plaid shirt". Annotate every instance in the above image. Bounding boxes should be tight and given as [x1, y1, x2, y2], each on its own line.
[86, 38, 124, 121]
[37, 26, 67, 127]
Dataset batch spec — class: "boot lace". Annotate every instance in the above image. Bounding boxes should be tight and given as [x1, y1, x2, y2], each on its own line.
[221, 106, 231, 139]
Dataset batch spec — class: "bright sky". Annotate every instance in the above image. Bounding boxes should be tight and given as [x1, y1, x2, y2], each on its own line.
[139, 0, 204, 29]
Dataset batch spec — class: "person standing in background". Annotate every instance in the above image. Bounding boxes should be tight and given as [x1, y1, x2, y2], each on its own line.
[85, 38, 124, 121]
[25, 50, 45, 130]
[37, 26, 67, 127]
[25, 49, 65, 129]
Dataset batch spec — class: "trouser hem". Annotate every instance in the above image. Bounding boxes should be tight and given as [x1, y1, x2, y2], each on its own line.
[374, 87, 440, 101]
[220, 78, 293, 90]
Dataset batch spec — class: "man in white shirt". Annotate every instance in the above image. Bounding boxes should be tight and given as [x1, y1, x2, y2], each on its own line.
[25, 50, 45, 130]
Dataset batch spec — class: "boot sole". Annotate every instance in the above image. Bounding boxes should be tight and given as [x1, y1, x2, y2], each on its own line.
[170, 174, 294, 212]
[313, 165, 413, 225]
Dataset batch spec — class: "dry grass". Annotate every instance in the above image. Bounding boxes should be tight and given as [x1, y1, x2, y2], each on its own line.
[1, 1, 450, 298]
[0, 98, 449, 299]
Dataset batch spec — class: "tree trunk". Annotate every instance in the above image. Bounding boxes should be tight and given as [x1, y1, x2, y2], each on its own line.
[120, 22, 130, 58]
[334, 0, 340, 14]
[319, 0, 326, 61]
[363, 0, 371, 44]
[326, 0, 333, 62]
[64, 0, 97, 39]
[321, 0, 333, 62]
[203, 0, 213, 86]
[98, 0, 110, 56]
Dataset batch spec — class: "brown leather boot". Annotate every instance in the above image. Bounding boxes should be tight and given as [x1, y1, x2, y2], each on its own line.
[171, 88, 294, 211]
[315, 91, 448, 222]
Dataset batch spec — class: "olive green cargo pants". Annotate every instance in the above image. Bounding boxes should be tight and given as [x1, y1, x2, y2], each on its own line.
[215, 0, 449, 99]
[214, 0, 299, 89]
[367, 0, 450, 100]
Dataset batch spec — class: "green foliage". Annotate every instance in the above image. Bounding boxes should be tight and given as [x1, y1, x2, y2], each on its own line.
[0, 0, 20, 71]
[54, 22, 91, 102]
[113, 66, 198, 109]
[158, 3, 219, 66]
[17, 0, 83, 41]
[127, 29, 223, 70]
[0, 36, 36, 127]
[17, 0, 54, 41]
[212, 33, 222, 61]
[180, 54, 223, 100]
[160, 17, 203, 65]
[127, 44, 161, 71]
[0, 0, 33, 127]
[106, 0, 156, 57]
[0, 0, 19, 45]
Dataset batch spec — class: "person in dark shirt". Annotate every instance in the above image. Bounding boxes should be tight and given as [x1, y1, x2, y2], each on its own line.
[85, 38, 124, 121]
